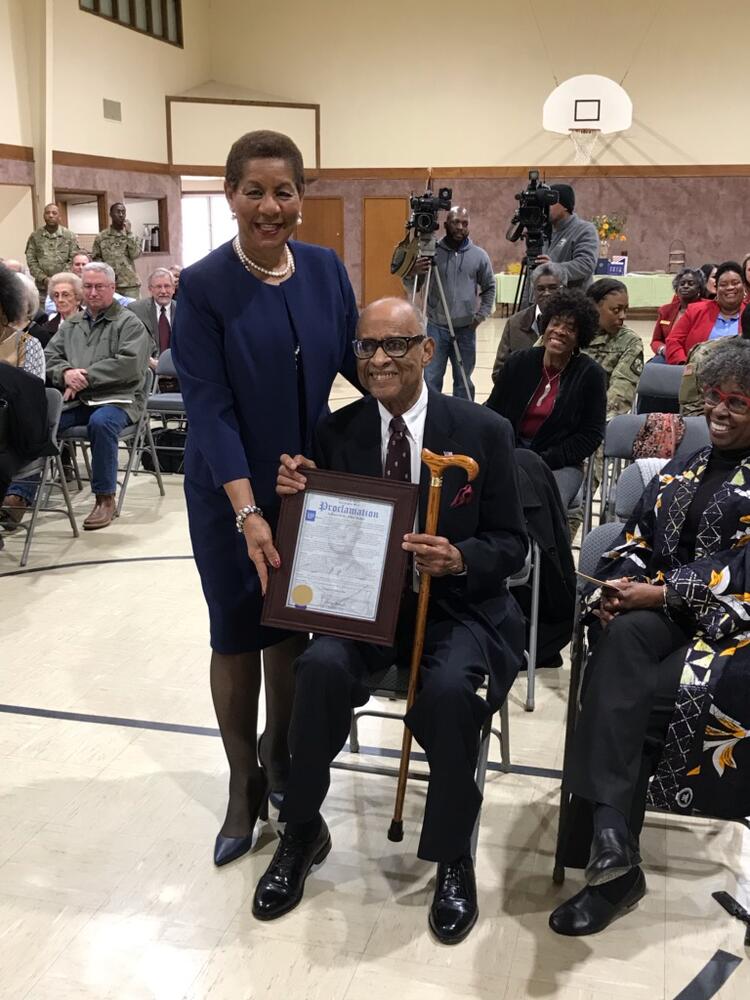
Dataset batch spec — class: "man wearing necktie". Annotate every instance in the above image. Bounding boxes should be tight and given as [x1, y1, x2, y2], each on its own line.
[252, 298, 527, 943]
[127, 267, 177, 387]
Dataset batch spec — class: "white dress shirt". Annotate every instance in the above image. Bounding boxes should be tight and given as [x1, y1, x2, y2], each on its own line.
[377, 380, 428, 483]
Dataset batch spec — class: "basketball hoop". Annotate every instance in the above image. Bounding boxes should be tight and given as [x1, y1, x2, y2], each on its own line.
[569, 128, 601, 165]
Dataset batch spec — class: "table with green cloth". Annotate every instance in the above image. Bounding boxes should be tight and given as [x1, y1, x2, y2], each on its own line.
[495, 272, 675, 308]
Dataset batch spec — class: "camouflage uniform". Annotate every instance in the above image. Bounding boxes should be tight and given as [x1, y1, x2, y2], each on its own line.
[583, 325, 644, 419]
[25, 225, 79, 293]
[92, 227, 142, 297]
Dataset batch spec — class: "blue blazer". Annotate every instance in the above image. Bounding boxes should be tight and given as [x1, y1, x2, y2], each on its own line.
[172, 240, 359, 510]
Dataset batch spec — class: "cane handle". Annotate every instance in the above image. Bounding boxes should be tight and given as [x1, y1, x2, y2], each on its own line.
[421, 448, 479, 484]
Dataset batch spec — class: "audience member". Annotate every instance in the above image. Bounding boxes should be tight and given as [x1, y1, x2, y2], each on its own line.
[551, 338, 750, 937]
[171, 129, 359, 871]
[2, 259, 26, 274]
[13, 273, 49, 348]
[92, 203, 142, 299]
[743, 252, 750, 300]
[528, 183, 598, 301]
[36, 272, 84, 346]
[252, 298, 526, 942]
[127, 267, 176, 371]
[45, 251, 134, 314]
[403, 206, 495, 400]
[169, 264, 182, 298]
[486, 289, 606, 508]
[679, 305, 750, 415]
[701, 262, 717, 299]
[666, 261, 746, 364]
[24, 203, 78, 295]
[584, 279, 643, 417]
[649, 267, 705, 362]
[6, 262, 150, 530]
[0, 265, 49, 548]
[492, 262, 565, 382]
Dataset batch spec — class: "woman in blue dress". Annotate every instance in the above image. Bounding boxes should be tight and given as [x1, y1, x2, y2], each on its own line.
[172, 131, 359, 867]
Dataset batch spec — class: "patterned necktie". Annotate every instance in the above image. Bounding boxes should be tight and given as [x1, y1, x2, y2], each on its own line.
[158, 305, 171, 353]
[384, 416, 411, 483]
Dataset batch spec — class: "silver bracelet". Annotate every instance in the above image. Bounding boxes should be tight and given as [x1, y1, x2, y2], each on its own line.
[235, 504, 263, 534]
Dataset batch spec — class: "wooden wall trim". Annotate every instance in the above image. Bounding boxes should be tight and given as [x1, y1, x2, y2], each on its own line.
[0, 143, 34, 162]
[52, 150, 172, 174]
[313, 164, 750, 179]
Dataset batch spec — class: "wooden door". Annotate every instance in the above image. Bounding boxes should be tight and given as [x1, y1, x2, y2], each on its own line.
[295, 197, 344, 258]
[363, 197, 409, 304]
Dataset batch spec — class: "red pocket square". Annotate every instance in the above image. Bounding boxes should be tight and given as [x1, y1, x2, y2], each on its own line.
[449, 484, 474, 508]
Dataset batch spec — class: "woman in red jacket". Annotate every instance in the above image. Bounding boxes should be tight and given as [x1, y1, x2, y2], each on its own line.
[649, 267, 704, 362]
[665, 261, 746, 364]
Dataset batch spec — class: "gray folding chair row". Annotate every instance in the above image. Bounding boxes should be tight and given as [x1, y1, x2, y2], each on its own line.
[1, 388, 79, 567]
[634, 360, 684, 414]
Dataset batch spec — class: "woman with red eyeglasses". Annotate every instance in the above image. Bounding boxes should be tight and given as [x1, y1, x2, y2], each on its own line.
[551, 337, 750, 938]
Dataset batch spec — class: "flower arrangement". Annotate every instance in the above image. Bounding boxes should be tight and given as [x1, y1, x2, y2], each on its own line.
[592, 213, 627, 242]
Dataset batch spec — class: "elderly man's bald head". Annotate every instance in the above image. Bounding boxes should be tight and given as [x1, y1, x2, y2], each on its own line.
[354, 297, 433, 416]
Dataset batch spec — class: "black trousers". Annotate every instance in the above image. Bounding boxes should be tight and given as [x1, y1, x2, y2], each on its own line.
[562, 609, 690, 864]
[279, 604, 492, 863]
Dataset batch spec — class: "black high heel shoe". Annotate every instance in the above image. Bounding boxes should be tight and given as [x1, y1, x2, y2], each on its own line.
[258, 733, 290, 813]
[213, 774, 270, 868]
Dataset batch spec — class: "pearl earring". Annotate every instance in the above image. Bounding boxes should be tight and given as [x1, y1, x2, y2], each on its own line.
[297, 213, 303, 225]
[231, 212, 236, 220]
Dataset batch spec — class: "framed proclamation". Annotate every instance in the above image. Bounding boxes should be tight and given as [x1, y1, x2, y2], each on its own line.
[261, 469, 419, 644]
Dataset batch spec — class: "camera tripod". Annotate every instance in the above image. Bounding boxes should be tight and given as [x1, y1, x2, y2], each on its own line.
[410, 235, 473, 400]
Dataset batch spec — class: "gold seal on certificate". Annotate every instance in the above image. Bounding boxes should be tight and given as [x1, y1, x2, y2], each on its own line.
[262, 469, 419, 644]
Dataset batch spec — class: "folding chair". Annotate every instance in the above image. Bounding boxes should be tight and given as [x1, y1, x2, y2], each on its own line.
[634, 361, 684, 414]
[345, 666, 511, 859]
[60, 370, 165, 517]
[1, 388, 79, 567]
[143, 350, 187, 471]
[508, 540, 541, 712]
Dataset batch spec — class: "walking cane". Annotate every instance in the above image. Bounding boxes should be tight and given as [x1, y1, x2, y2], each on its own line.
[387, 448, 479, 842]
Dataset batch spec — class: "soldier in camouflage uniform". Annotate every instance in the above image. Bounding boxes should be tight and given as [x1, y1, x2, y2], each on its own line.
[25, 203, 79, 295]
[92, 203, 141, 298]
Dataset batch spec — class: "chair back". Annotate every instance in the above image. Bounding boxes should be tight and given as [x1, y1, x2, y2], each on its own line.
[578, 521, 626, 578]
[635, 363, 684, 412]
[156, 348, 177, 378]
[676, 415, 711, 459]
[44, 387, 64, 444]
[614, 458, 668, 520]
[602, 414, 646, 459]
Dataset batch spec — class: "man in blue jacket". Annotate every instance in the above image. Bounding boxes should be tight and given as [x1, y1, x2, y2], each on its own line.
[403, 207, 496, 400]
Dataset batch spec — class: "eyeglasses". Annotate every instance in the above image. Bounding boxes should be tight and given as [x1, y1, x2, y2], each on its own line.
[82, 283, 110, 292]
[703, 386, 750, 415]
[352, 335, 425, 359]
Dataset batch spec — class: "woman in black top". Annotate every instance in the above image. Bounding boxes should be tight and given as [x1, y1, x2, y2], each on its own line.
[486, 289, 607, 507]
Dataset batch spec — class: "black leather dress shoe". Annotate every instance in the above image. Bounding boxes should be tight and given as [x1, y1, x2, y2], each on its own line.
[549, 867, 646, 936]
[428, 857, 478, 945]
[585, 827, 641, 886]
[252, 818, 331, 920]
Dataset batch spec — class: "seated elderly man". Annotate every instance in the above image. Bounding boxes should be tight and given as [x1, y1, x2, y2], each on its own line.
[40, 262, 148, 529]
[551, 337, 750, 937]
[251, 298, 527, 944]
[492, 262, 565, 381]
[127, 267, 176, 372]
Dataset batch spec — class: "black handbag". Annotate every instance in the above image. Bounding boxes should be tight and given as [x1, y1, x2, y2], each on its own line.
[0, 397, 9, 452]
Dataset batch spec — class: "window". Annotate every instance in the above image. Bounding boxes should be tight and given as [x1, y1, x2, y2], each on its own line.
[182, 195, 235, 267]
[124, 196, 170, 254]
[79, 0, 182, 47]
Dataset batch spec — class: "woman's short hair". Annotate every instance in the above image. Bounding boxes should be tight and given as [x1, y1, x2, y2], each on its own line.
[671, 267, 706, 295]
[714, 260, 744, 286]
[538, 288, 601, 349]
[14, 272, 40, 322]
[0, 262, 25, 325]
[697, 338, 750, 395]
[225, 130, 305, 193]
[586, 278, 628, 304]
[48, 271, 83, 299]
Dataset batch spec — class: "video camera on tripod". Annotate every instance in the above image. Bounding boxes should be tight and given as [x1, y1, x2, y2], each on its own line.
[506, 169, 559, 311]
[390, 183, 453, 278]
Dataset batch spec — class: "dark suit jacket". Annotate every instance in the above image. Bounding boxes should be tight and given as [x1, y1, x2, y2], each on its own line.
[312, 388, 528, 704]
[127, 296, 176, 355]
[492, 304, 538, 383]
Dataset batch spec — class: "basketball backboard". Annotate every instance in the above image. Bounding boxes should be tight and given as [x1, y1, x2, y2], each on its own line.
[543, 75, 633, 135]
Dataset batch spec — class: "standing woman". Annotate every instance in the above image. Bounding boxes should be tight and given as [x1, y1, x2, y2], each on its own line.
[172, 131, 359, 867]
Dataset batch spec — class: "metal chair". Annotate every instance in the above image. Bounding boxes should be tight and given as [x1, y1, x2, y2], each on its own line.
[508, 540, 541, 712]
[60, 371, 165, 516]
[1, 388, 79, 567]
[345, 666, 511, 859]
[634, 362, 684, 414]
[147, 349, 186, 424]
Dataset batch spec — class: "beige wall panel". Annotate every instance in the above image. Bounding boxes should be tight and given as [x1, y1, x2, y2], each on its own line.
[0, 185, 34, 261]
[209, 0, 750, 167]
[169, 102, 317, 167]
[51, 0, 211, 162]
[0, 0, 36, 146]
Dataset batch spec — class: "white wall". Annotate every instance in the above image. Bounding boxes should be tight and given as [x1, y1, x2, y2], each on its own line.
[0, 185, 35, 261]
[0, 0, 40, 147]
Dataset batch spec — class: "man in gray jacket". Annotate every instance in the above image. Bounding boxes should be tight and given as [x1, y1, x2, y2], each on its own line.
[535, 183, 598, 294]
[403, 207, 495, 400]
[45, 262, 150, 529]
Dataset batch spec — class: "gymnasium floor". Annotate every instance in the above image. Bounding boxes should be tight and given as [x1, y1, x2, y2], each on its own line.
[1, 318, 749, 999]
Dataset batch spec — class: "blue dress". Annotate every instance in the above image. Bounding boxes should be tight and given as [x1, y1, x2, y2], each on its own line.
[172, 240, 359, 653]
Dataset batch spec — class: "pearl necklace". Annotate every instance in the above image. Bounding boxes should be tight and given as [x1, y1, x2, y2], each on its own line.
[233, 236, 294, 279]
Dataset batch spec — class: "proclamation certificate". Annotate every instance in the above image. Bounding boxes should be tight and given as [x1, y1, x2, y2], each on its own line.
[286, 492, 393, 621]
[261, 469, 419, 644]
